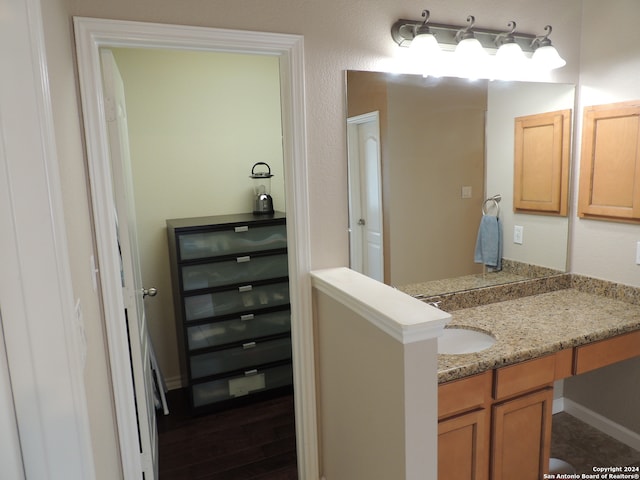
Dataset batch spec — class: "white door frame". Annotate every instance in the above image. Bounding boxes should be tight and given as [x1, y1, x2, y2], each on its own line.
[73, 17, 318, 479]
[0, 0, 95, 478]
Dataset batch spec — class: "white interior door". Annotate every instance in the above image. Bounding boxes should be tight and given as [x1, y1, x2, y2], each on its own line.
[347, 112, 384, 282]
[100, 49, 159, 480]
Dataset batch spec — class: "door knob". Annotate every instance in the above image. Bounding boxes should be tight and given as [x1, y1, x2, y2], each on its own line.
[143, 287, 158, 298]
[357, 218, 366, 226]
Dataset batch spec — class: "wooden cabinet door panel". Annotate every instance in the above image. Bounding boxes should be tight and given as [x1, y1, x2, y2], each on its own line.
[491, 388, 553, 480]
[438, 409, 489, 480]
[578, 101, 640, 221]
[514, 109, 571, 216]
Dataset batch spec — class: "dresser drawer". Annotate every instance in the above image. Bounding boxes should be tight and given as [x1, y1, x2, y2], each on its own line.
[190, 336, 292, 379]
[191, 362, 293, 408]
[177, 223, 287, 260]
[183, 281, 290, 321]
[181, 253, 288, 291]
[186, 309, 291, 350]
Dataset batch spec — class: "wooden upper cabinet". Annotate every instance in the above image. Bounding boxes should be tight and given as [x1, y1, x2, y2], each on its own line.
[578, 100, 640, 222]
[514, 109, 572, 216]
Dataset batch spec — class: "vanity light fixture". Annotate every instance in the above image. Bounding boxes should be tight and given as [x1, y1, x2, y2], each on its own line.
[410, 10, 441, 58]
[530, 25, 567, 70]
[495, 21, 526, 64]
[390, 11, 566, 77]
[454, 16, 488, 61]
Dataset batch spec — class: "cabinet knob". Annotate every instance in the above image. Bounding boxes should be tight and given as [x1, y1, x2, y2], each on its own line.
[142, 287, 158, 298]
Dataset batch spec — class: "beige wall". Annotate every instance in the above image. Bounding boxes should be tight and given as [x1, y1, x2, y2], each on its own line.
[564, 0, 640, 432]
[314, 288, 438, 480]
[388, 79, 486, 286]
[110, 48, 284, 386]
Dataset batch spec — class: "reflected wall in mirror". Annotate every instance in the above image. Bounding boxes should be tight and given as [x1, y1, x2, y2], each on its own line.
[346, 71, 575, 297]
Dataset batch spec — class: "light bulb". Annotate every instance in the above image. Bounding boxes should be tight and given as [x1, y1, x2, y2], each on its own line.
[496, 42, 526, 64]
[455, 37, 487, 61]
[454, 37, 488, 79]
[532, 45, 566, 70]
[411, 32, 440, 55]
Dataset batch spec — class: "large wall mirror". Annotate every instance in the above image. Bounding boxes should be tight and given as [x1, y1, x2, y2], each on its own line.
[346, 70, 575, 297]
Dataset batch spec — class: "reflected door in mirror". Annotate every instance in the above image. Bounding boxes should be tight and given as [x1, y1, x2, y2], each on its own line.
[348, 111, 384, 282]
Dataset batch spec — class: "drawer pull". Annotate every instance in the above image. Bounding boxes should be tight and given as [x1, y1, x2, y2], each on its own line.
[243, 342, 257, 350]
[238, 285, 253, 292]
[234, 226, 249, 233]
[240, 314, 255, 321]
[244, 369, 258, 376]
[236, 255, 251, 263]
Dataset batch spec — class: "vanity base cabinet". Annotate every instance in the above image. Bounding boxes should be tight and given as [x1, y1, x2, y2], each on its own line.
[438, 371, 492, 480]
[438, 409, 489, 480]
[490, 387, 553, 480]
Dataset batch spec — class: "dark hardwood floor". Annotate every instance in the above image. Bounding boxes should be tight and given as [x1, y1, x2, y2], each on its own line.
[157, 389, 298, 479]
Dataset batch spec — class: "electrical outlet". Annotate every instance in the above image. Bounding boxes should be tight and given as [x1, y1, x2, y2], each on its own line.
[514, 225, 524, 244]
[461, 186, 472, 198]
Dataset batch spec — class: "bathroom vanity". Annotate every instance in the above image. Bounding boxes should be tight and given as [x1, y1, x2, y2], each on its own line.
[436, 285, 640, 480]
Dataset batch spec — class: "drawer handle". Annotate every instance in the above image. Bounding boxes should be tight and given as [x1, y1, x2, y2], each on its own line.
[244, 369, 258, 376]
[240, 314, 255, 321]
[234, 226, 249, 233]
[238, 285, 253, 293]
[243, 342, 257, 350]
[236, 256, 251, 263]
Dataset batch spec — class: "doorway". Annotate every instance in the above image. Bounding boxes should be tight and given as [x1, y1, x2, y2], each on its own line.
[347, 111, 384, 282]
[74, 17, 317, 479]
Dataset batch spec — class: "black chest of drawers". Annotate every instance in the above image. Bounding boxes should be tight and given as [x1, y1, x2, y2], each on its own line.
[166, 212, 293, 413]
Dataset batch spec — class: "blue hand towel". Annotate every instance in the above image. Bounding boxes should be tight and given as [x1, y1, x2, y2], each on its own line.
[474, 215, 502, 270]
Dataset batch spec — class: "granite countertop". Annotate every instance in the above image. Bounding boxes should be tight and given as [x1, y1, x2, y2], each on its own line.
[438, 288, 640, 383]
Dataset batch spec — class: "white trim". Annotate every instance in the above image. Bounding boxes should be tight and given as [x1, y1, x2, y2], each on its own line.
[73, 17, 318, 479]
[552, 397, 565, 414]
[0, 313, 25, 480]
[563, 398, 640, 452]
[310, 267, 450, 344]
[0, 0, 95, 478]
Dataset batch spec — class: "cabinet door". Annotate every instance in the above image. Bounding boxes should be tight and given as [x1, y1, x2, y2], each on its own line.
[438, 409, 489, 480]
[578, 101, 640, 222]
[514, 109, 571, 216]
[491, 388, 553, 480]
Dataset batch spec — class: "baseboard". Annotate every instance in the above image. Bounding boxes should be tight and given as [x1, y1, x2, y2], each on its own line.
[563, 398, 640, 451]
[552, 396, 565, 414]
[164, 375, 184, 391]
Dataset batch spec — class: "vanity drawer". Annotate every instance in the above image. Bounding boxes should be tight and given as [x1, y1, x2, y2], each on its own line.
[177, 223, 287, 260]
[494, 354, 556, 401]
[181, 253, 288, 291]
[190, 336, 292, 379]
[191, 362, 293, 408]
[183, 281, 290, 321]
[574, 330, 640, 375]
[186, 309, 291, 351]
[439, 371, 492, 420]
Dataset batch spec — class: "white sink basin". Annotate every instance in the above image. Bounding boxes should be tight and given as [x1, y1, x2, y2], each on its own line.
[438, 327, 496, 355]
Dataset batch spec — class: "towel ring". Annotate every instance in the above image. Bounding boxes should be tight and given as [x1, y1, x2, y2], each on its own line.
[482, 194, 502, 217]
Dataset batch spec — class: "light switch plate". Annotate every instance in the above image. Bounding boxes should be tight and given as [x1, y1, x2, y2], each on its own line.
[514, 225, 524, 244]
[636, 241, 640, 265]
[461, 186, 472, 199]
